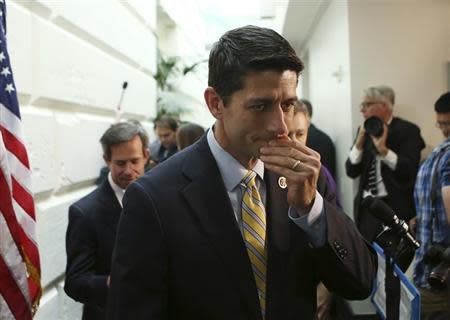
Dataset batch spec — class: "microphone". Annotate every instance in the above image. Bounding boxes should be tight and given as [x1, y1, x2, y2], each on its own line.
[115, 81, 128, 123]
[362, 196, 420, 249]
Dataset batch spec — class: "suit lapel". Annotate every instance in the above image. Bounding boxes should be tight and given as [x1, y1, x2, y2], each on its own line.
[180, 136, 261, 319]
[97, 180, 122, 234]
[265, 171, 290, 252]
[264, 171, 290, 318]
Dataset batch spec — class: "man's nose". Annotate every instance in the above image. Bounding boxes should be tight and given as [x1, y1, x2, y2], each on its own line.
[123, 162, 134, 174]
[269, 105, 288, 136]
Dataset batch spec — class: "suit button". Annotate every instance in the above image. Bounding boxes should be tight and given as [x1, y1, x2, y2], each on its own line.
[333, 241, 341, 250]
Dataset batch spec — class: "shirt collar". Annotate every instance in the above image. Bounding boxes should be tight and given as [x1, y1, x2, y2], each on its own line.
[387, 116, 393, 125]
[207, 127, 264, 191]
[107, 171, 126, 206]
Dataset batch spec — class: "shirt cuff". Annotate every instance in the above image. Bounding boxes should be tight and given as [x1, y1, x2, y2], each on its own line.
[348, 145, 363, 164]
[288, 192, 327, 247]
[380, 149, 397, 170]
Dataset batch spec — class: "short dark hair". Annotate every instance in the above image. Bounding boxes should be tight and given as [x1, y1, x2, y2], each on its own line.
[176, 123, 205, 150]
[435, 92, 450, 113]
[300, 99, 313, 118]
[100, 120, 149, 160]
[293, 100, 310, 117]
[208, 25, 304, 105]
[154, 115, 178, 131]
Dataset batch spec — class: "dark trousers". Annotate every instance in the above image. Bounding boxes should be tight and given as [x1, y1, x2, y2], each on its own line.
[419, 287, 450, 320]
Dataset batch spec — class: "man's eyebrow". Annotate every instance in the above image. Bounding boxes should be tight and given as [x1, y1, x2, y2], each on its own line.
[246, 97, 274, 104]
[246, 96, 298, 104]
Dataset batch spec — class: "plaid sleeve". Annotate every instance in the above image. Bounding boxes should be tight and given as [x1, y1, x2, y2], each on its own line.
[440, 151, 450, 187]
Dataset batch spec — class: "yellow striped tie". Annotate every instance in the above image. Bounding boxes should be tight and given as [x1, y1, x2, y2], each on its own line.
[241, 170, 267, 318]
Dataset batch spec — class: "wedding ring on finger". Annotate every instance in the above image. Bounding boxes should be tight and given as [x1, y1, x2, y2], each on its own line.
[292, 159, 302, 171]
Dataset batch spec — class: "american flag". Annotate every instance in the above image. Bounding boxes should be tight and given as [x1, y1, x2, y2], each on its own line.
[0, 1, 41, 319]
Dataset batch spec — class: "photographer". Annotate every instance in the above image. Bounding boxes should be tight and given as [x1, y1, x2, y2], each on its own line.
[346, 85, 425, 242]
[413, 92, 450, 319]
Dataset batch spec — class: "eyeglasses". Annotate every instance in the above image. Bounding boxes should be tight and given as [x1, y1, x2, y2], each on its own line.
[435, 121, 450, 129]
[360, 101, 382, 110]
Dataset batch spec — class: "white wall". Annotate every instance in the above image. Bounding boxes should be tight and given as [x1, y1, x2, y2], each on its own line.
[302, 1, 356, 215]
[158, 0, 214, 128]
[8, 0, 157, 318]
[348, 0, 450, 152]
[286, 0, 450, 217]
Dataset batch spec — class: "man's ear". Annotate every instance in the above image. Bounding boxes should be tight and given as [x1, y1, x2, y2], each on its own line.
[103, 154, 111, 167]
[143, 148, 150, 161]
[204, 87, 224, 120]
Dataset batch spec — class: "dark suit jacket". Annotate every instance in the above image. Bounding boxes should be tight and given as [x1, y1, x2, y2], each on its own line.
[65, 180, 121, 320]
[345, 117, 425, 238]
[149, 140, 178, 163]
[107, 135, 376, 320]
[306, 124, 336, 179]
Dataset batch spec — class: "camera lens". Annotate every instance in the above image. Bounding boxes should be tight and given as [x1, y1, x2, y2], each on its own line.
[364, 116, 384, 138]
[424, 245, 450, 290]
[428, 265, 449, 290]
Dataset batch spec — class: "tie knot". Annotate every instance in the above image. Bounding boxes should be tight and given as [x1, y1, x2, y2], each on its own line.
[241, 170, 257, 188]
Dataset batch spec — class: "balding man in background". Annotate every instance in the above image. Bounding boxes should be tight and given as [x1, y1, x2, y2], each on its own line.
[346, 85, 425, 242]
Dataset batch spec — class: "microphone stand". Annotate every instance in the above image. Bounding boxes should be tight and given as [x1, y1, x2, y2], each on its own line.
[374, 227, 416, 320]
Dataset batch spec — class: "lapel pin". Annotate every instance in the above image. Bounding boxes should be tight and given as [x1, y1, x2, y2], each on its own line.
[278, 176, 287, 189]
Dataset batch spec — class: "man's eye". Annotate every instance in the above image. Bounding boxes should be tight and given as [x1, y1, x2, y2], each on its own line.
[115, 161, 126, 166]
[281, 102, 294, 111]
[251, 104, 266, 111]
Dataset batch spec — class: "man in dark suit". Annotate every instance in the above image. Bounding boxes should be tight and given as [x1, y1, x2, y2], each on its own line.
[345, 85, 425, 242]
[302, 99, 337, 179]
[107, 26, 376, 320]
[64, 121, 149, 320]
[287, 101, 351, 320]
[149, 115, 179, 163]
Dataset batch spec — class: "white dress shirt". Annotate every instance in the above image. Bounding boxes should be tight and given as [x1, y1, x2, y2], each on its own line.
[108, 172, 125, 207]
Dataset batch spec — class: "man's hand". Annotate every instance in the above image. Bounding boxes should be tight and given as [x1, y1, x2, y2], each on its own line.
[370, 123, 389, 156]
[260, 138, 321, 214]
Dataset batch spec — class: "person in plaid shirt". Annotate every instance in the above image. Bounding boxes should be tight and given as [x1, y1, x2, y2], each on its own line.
[412, 92, 450, 319]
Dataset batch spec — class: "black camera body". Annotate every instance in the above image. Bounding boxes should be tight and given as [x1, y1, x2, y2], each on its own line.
[423, 244, 450, 290]
[364, 116, 384, 138]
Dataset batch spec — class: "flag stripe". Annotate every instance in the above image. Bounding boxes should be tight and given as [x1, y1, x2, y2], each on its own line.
[13, 200, 37, 245]
[7, 149, 32, 192]
[1, 126, 29, 168]
[0, 175, 40, 285]
[0, 255, 32, 320]
[0, 212, 31, 307]
[0, 168, 24, 253]
[0, 295, 16, 320]
[12, 176, 36, 220]
[0, 102, 23, 140]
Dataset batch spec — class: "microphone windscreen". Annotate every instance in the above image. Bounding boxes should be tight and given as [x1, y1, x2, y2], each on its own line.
[361, 195, 375, 209]
[123, 81, 128, 89]
[361, 196, 396, 226]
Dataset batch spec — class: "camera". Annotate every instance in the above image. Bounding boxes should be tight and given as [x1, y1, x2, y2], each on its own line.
[423, 244, 450, 290]
[364, 116, 384, 138]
